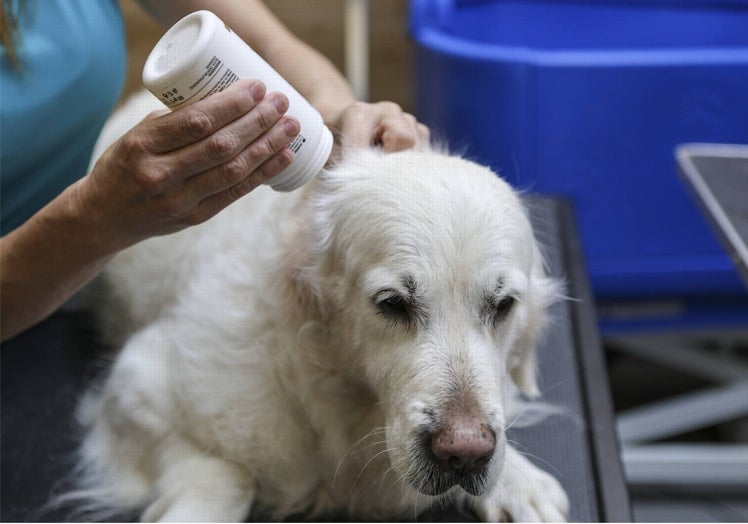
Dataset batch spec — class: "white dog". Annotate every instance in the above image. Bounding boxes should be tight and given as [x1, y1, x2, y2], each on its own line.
[70, 94, 569, 522]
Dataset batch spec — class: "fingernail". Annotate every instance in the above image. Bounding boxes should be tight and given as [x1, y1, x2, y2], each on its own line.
[273, 94, 289, 113]
[250, 81, 266, 102]
[284, 119, 299, 137]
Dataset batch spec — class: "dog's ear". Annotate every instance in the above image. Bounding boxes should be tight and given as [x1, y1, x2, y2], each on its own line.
[282, 238, 328, 323]
[280, 190, 339, 323]
[286, 255, 328, 322]
[510, 268, 561, 398]
[510, 323, 541, 398]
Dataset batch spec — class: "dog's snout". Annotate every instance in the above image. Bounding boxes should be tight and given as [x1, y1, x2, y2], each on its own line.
[430, 418, 496, 474]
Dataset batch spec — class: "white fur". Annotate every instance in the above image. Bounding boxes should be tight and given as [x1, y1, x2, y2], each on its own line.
[72, 95, 569, 522]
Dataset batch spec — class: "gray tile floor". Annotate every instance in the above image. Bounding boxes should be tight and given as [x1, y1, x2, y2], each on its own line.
[605, 334, 748, 523]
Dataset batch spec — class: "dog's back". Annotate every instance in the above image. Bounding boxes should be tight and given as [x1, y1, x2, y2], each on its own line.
[87, 180, 291, 345]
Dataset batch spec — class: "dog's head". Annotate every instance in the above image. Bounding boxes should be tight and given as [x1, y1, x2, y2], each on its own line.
[287, 149, 560, 498]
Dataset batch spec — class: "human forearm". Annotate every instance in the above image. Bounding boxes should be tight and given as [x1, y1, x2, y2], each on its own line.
[0, 183, 115, 341]
[180, 1, 427, 150]
[219, 1, 357, 123]
[1, 80, 297, 341]
[255, 33, 357, 125]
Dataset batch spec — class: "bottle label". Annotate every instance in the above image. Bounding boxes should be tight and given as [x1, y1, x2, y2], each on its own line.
[158, 56, 240, 108]
[289, 135, 307, 154]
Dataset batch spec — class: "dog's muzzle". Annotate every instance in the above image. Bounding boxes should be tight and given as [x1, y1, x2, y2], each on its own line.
[408, 416, 497, 496]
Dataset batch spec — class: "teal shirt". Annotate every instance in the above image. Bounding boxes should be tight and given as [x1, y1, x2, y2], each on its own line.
[1, 0, 127, 235]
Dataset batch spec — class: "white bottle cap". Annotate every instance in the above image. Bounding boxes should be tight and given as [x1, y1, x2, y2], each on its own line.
[142, 10, 333, 192]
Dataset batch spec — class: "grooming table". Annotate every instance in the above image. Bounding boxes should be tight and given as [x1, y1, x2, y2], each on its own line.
[1, 197, 631, 522]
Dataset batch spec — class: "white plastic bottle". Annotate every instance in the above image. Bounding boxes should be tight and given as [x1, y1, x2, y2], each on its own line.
[142, 10, 333, 192]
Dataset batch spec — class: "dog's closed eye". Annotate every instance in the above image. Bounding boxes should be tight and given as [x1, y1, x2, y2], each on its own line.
[482, 294, 516, 327]
[373, 290, 411, 321]
[371, 275, 427, 330]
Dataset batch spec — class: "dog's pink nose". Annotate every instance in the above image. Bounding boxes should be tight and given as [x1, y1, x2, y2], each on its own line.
[430, 418, 496, 474]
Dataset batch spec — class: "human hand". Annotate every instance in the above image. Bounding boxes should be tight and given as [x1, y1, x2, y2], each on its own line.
[332, 101, 430, 153]
[78, 79, 299, 252]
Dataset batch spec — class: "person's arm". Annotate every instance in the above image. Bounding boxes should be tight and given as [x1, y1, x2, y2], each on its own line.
[0, 183, 116, 340]
[1, 80, 297, 341]
[140, 0, 429, 151]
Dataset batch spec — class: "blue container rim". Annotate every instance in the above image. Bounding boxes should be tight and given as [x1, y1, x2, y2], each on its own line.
[413, 26, 748, 66]
[410, 0, 748, 66]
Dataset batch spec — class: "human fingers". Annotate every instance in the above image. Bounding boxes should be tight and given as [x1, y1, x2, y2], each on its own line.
[149, 92, 291, 190]
[378, 111, 431, 152]
[137, 79, 267, 154]
[356, 101, 411, 150]
[336, 101, 430, 152]
[335, 101, 380, 151]
[180, 116, 300, 206]
[83, 90, 291, 244]
[186, 148, 296, 225]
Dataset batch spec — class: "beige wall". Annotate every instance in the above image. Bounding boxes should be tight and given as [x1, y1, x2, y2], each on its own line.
[119, 0, 414, 112]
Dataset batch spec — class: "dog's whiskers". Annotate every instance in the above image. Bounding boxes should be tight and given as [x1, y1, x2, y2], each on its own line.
[505, 382, 569, 432]
[506, 439, 564, 478]
[333, 427, 389, 488]
[505, 409, 525, 433]
[413, 487, 423, 521]
[352, 447, 397, 490]
[390, 455, 412, 510]
[500, 451, 537, 488]
[377, 462, 406, 515]
[363, 452, 403, 496]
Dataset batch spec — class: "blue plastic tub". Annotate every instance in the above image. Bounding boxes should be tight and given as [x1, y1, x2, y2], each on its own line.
[411, 0, 748, 300]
